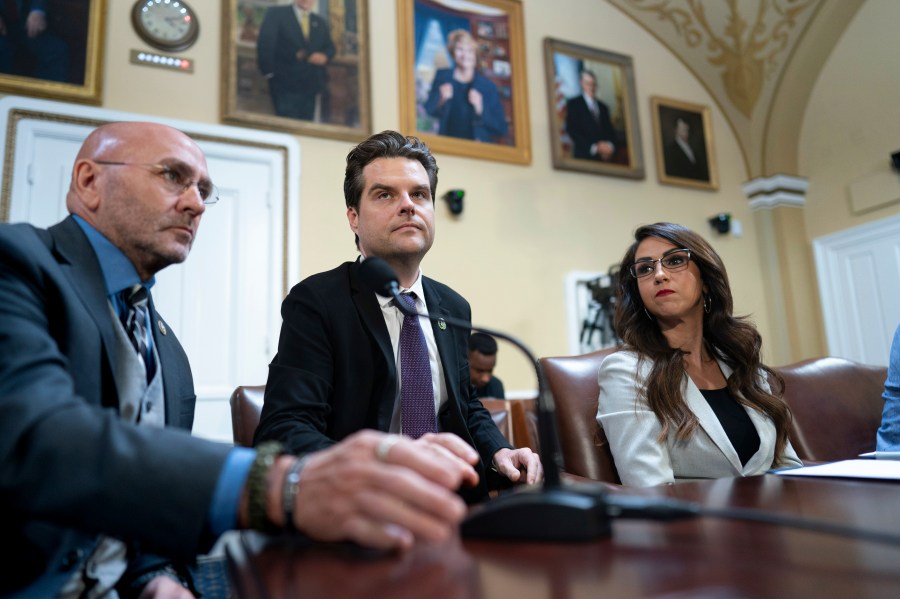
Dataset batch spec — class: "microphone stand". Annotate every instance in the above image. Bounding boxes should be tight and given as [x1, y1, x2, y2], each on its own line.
[380, 280, 613, 541]
[457, 327, 613, 541]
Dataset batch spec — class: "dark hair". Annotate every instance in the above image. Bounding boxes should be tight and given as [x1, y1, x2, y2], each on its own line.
[613, 222, 792, 465]
[468, 332, 498, 355]
[343, 131, 439, 249]
[344, 130, 438, 210]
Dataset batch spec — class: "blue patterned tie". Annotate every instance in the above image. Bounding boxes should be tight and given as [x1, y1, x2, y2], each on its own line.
[123, 284, 155, 383]
[397, 293, 437, 438]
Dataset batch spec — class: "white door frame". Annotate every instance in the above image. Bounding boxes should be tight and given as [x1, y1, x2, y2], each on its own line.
[814, 213, 900, 366]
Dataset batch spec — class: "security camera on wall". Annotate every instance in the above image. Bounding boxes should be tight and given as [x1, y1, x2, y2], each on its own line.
[708, 213, 731, 235]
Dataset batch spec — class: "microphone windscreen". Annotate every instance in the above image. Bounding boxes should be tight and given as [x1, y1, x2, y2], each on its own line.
[358, 257, 398, 296]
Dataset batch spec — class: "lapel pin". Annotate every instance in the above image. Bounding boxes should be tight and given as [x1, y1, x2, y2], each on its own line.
[158, 320, 167, 336]
[438, 318, 447, 330]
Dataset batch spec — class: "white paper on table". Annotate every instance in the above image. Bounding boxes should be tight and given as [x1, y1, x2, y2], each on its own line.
[776, 459, 900, 480]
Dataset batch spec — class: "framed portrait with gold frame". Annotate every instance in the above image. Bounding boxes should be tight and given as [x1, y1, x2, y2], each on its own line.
[397, 0, 530, 165]
[0, 0, 105, 104]
[221, 0, 371, 142]
[650, 96, 718, 190]
[543, 38, 643, 179]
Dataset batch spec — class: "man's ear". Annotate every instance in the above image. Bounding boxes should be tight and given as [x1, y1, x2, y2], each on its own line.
[71, 160, 103, 210]
[347, 206, 359, 234]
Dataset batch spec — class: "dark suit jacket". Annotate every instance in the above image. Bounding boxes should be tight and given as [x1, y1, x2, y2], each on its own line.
[0, 217, 231, 597]
[255, 260, 513, 502]
[424, 69, 508, 142]
[565, 95, 616, 160]
[664, 139, 709, 181]
[256, 5, 336, 96]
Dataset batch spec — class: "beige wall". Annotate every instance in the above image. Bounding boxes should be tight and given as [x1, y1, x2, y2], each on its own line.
[799, 0, 900, 241]
[44, 0, 780, 389]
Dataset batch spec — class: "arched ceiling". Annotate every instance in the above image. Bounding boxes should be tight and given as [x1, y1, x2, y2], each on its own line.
[607, 0, 864, 178]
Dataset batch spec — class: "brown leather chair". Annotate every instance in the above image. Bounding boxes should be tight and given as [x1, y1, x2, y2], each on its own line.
[229, 385, 265, 447]
[773, 357, 887, 462]
[539, 347, 620, 483]
[480, 397, 539, 452]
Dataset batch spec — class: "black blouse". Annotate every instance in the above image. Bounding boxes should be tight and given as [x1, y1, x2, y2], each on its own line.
[699, 387, 761, 467]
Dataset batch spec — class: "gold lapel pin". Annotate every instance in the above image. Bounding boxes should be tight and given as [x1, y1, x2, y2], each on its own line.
[438, 318, 447, 330]
[158, 320, 167, 336]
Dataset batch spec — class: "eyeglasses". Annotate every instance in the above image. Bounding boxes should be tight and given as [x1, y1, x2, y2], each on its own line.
[94, 160, 219, 205]
[629, 248, 692, 279]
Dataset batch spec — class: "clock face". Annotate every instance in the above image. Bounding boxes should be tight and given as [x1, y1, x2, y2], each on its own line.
[131, 0, 200, 52]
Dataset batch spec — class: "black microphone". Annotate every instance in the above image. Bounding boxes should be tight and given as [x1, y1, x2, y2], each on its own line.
[359, 257, 612, 541]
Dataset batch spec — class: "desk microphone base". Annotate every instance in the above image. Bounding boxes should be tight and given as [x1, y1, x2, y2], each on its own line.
[460, 485, 611, 541]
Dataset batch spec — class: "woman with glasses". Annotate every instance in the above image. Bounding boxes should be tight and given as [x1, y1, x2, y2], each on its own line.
[596, 222, 802, 486]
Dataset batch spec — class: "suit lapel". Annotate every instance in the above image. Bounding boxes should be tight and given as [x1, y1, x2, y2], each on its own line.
[48, 218, 124, 404]
[284, 6, 306, 46]
[422, 278, 458, 405]
[349, 260, 396, 430]
[684, 359, 743, 473]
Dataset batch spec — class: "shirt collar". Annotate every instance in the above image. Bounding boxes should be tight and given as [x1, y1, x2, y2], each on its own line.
[363, 257, 425, 310]
[72, 214, 156, 296]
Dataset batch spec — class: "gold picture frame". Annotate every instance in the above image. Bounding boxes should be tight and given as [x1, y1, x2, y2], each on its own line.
[397, 0, 530, 165]
[650, 96, 718, 190]
[0, 0, 105, 104]
[221, 0, 371, 142]
[543, 38, 643, 179]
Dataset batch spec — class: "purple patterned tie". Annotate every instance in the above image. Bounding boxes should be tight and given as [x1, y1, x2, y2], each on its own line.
[397, 293, 437, 438]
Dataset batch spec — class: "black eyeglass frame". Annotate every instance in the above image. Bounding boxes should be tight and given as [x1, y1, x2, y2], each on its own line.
[629, 248, 692, 279]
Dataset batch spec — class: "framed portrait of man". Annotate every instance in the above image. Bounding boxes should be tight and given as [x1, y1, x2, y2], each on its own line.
[397, 0, 530, 165]
[0, 0, 104, 104]
[543, 38, 644, 179]
[221, 0, 371, 142]
[651, 96, 718, 190]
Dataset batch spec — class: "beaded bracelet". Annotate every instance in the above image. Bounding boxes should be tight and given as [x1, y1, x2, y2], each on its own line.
[247, 441, 284, 533]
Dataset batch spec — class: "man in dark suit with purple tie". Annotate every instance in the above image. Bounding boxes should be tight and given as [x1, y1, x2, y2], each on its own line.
[565, 69, 617, 162]
[257, 0, 336, 121]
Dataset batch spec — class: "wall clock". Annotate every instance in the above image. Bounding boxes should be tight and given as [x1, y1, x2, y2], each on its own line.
[131, 0, 200, 52]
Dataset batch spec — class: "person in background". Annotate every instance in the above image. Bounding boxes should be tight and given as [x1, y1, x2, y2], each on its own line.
[663, 116, 709, 181]
[257, 0, 336, 121]
[424, 29, 508, 143]
[565, 69, 616, 162]
[0, 122, 477, 598]
[468, 332, 505, 399]
[0, 0, 68, 82]
[876, 324, 900, 450]
[597, 222, 802, 486]
[255, 130, 541, 502]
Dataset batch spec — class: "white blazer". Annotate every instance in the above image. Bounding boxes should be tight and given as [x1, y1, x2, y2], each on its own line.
[596, 350, 803, 487]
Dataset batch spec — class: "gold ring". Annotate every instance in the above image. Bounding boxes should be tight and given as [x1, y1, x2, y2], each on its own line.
[376, 434, 401, 462]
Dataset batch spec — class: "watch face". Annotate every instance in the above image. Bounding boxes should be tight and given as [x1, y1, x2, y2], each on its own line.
[131, 0, 199, 52]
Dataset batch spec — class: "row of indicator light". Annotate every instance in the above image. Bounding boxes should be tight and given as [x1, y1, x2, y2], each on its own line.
[132, 51, 194, 72]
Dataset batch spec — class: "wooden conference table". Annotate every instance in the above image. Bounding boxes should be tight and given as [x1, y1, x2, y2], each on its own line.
[226, 474, 900, 598]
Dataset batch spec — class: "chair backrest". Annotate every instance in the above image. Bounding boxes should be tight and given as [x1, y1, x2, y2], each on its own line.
[539, 347, 620, 483]
[773, 357, 887, 462]
[480, 397, 540, 453]
[480, 398, 513, 444]
[229, 385, 265, 447]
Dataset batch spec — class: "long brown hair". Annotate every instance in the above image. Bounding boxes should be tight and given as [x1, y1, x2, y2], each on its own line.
[613, 222, 792, 465]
